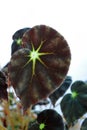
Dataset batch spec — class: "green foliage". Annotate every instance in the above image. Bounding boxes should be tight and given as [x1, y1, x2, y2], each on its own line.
[60, 81, 87, 126]
[28, 109, 64, 130]
[1, 25, 87, 130]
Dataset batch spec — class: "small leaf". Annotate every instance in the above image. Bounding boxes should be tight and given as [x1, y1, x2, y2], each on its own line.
[11, 27, 31, 55]
[37, 109, 64, 130]
[71, 81, 87, 108]
[60, 94, 86, 126]
[60, 80, 87, 126]
[28, 109, 64, 130]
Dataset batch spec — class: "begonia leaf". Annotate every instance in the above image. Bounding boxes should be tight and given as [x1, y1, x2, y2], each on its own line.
[9, 25, 71, 111]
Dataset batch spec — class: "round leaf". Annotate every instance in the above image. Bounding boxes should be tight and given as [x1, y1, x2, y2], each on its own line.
[11, 27, 31, 55]
[71, 81, 87, 108]
[60, 94, 87, 125]
[9, 25, 71, 111]
[37, 109, 64, 130]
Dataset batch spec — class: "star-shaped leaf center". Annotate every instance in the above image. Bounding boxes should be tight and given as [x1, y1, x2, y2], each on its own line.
[39, 123, 46, 130]
[24, 40, 53, 77]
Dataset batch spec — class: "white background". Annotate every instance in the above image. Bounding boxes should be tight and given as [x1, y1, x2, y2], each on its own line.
[0, 0, 87, 81]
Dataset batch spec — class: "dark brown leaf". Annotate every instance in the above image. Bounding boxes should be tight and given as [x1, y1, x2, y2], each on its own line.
[9, 25, 71, 111]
